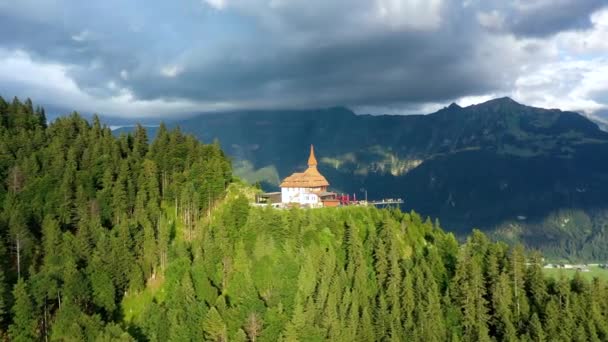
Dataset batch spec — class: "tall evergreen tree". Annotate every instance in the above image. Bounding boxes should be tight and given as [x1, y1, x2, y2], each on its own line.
[203, 307, 228, 342]
[8, 279, 37, 342]
[0, 253, 6, 329]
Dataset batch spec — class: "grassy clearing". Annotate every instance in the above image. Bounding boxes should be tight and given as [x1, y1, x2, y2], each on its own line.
[121, 275, 166, 322]
[543, 265, 608, 282]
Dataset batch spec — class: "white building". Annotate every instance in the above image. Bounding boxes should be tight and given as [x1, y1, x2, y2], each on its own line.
[280, 146, 338, 207]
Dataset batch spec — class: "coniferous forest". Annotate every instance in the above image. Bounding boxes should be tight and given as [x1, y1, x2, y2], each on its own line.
[1, 97, 607, 341]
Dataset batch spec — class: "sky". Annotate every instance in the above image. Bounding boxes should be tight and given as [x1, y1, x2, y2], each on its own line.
[0, 0, 607, 120]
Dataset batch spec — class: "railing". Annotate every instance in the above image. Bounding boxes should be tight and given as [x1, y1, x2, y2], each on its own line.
[367, 199, 404, 206]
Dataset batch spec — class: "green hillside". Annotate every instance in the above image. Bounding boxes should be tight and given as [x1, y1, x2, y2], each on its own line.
[2, 96, 608, 341]
[124, 98, 608, 261]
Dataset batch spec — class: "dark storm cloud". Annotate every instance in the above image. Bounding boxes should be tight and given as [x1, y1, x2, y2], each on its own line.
[129, 29, 502, 109]
[114, 0, 511, 108]
[0, 13, 84, 61]
[0, 0, 606, 117]
[505, 0, 608, 37]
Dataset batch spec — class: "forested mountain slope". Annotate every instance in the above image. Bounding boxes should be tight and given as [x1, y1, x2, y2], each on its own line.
[128, 98, 608, 261]
[1, 96, 608, 341]
[126, 193, 608, 342]
[0, 96, 231, 340]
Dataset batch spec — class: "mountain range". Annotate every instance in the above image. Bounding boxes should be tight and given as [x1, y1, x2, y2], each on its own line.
[116, 97, 608, 261]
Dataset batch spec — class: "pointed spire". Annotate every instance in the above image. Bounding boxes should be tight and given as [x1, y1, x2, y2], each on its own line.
[308, 144, 318, 167]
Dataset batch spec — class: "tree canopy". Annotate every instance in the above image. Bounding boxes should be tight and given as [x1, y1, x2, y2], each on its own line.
[0, 96, 606, 341]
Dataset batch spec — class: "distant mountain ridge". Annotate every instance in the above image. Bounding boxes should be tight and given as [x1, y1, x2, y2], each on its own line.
[116, 98, 608, 260]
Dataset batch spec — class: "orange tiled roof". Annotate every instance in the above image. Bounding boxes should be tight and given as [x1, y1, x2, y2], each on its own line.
[280, 145, 329, 188]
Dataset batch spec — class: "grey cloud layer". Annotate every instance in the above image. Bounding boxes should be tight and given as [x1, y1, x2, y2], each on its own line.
[0, 0, 606, 116]
[508, 0, 607, 37]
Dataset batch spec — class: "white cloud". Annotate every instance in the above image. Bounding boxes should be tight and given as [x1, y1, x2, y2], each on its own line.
[556, 8, 608, 54]
[513, 58, 608, 113]
[0, 49, 81, 95]
[504, 7, 608, 114]
[511, 0, 556, 12]
[71, 30, 91, 42]
[160, 65, 183, 78]
[120, 69, 129, 80]
[477, 10, 505, 31]
[222, 0, 444, 39]
[373, 0, 443, 30]
[456, 94, 499, 107]
[352, 102, 444, 115]
[203, 0, 226, 10]
[0, 48, 230, 117]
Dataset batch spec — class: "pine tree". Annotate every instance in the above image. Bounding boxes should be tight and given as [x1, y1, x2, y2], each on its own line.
[8, 206, 32, 279]
[62, 258, 90, 306]
[58, 148, 78, 226]
[42, 216, 63, 276]
[244, 312, 263, 342]
[509, 245, 529, 330]
[401, 271, 415, 338]
[491, 272, 516, 341]
[589, 278, 608, 340]
[374, 293, 389, 340]
[9, 279, 37, 342]
[112, 160, 130, 224]
[203, 307, 227, 342]
[166, 272, 203, 340]
[525, 251, 547, 314]
[0, 95, 8, 127]
[555, 276, 574, 340]
[453, 247, 490, 342]
[157, 213, 170, 272]
[373, 237, 388, 290]
[132, 124, 149, 159]
[88, 251, 116, 313]
[528, 312, 545, 342]
[543, 298, 560, 340]
[0, 256, 6, 328]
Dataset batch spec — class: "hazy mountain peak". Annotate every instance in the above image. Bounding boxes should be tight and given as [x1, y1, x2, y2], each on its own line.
[474, 96, 520, 108]
[112, 96, 608, 245]
[496, 96, 518, 103]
